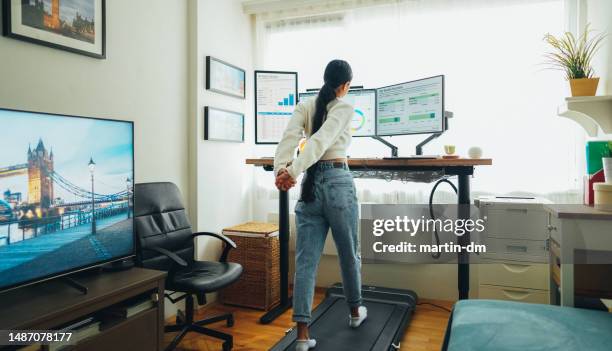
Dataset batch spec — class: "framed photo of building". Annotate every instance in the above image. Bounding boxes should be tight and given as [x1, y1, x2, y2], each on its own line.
[206, 56, 246, 99]
[204, 107, 244, 143]
[2, 0, 106, 59]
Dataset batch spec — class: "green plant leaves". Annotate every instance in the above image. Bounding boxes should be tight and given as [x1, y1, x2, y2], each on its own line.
[543, 24, 607, 80]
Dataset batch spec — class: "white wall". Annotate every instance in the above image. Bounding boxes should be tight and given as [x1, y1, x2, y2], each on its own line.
[0, 0, 190, 204]
[0, 0, 190, 318]
[0, 0, 257, 316]
[190, 0, 255, 262]
[586, 0, 612, 94]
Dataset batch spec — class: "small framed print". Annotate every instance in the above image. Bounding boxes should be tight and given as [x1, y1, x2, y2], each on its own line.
[2, 0, 106, 59]
[206, 56, 246, 99]
[204, 107, 244, 143]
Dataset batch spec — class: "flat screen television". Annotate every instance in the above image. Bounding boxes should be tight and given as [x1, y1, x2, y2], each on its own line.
[0, 108, 134, 293]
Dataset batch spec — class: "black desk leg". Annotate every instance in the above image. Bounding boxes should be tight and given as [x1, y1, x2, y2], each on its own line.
[457, 174, 471, 300]
[260, 189, 293, 324]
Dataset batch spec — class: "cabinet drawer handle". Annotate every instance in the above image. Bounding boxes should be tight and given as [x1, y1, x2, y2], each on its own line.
[502, 289, 531, 300]
[506, 208, 528, 213]
[502, 263, 530, 273]
[506, 245, 527, 253]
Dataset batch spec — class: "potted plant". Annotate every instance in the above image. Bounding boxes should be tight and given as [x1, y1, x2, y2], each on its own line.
[544, 24, 607, 97]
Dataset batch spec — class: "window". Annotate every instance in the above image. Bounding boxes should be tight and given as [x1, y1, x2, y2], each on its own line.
[255, 0, 584, 204]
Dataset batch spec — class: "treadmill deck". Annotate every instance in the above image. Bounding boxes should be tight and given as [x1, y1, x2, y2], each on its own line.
[270, 284, 418, 351]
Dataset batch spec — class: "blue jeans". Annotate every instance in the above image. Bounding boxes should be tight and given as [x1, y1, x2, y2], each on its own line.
[292, 162, 362, 323]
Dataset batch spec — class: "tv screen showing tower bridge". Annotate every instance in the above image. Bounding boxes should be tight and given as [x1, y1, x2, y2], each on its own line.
[0, 108, 134, 291]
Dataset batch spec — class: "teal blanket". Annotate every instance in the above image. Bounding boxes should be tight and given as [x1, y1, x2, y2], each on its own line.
[444, 300, 612, 351]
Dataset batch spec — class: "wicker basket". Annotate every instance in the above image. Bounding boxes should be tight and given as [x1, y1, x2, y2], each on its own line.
[219, 222, 280, 310]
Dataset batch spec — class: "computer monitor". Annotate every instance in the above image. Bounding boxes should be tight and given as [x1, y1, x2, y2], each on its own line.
[297, 92, 316, 103]
[376, 75, 444, 136]
[255, 71, 299, 144]
[298, 89, 377, 137]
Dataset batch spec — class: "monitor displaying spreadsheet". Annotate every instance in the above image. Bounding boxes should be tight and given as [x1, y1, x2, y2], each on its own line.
[298, 89, 377, 137]
[255, 71, 299, 144]
[376, 75, 444, 136]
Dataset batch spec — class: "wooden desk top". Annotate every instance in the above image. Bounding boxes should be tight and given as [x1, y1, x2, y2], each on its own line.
[246, 157, 492, 168]
[545, 204, 612, 220]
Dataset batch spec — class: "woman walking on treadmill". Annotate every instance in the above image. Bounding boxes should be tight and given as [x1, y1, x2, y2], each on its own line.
[274, 59, 366, 351]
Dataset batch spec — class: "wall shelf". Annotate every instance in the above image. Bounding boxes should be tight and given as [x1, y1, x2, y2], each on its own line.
[557, 96, 612, 137]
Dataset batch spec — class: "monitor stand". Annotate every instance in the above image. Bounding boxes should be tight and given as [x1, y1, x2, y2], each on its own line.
[61, 276, 88, 295]
[415, 132, 443, 155]
[372, 136, 398, 157]
[372, 134, 442, 158]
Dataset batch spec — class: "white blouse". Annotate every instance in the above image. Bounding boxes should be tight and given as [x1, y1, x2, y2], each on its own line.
[274, 97, 354, 179]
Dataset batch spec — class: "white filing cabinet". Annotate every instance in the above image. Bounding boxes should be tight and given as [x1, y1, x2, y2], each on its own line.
[475, 197, 551, 304]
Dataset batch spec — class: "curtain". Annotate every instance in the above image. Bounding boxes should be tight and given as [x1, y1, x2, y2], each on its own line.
[253, 0, 584, 207]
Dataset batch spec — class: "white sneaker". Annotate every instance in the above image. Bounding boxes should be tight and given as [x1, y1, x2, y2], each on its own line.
[349, 306, 368, 328]
[295, 338, 317, 351]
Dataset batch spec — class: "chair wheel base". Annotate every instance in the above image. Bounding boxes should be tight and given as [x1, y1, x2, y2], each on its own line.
[163, 295, 235, 351]
[223, 341, 232, 351]
[175, 310, 186, 325]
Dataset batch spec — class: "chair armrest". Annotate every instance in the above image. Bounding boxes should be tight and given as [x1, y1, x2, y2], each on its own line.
[143, 246, 188, 267]
[192, 231, 237, 262]
[192, 231, 236, 248]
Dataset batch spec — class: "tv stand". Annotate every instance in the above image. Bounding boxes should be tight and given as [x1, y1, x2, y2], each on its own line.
[61, 276, 89, 295]
[100, 258, 136, 272]
[0, 268, 166, 351]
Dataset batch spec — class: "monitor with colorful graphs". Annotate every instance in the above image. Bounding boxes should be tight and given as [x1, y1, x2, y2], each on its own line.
[376, 75, 445, 136]
[298, 89, 377, 137]
[255, 71, 299, 144]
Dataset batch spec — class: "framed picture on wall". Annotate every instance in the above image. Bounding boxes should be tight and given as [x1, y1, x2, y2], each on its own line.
[204, 106, 244, 143]
[206, 56, 246, 99]
[2, 0, 106, 59]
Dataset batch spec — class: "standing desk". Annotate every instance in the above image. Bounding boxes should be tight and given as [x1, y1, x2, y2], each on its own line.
[246, 157, 493, 324]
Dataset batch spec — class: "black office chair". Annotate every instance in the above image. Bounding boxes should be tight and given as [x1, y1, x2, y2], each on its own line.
[134, 182, 243, 351]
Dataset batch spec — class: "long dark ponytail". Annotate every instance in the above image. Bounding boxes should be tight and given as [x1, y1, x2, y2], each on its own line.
[300, 59, 353, 202]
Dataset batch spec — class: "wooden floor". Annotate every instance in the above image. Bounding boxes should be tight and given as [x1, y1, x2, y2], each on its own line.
[165, 290, 453, 351]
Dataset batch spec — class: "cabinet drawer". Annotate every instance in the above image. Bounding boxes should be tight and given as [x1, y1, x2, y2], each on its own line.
[479, 263, 549, 290]
[479, 285, 549, 304]
[485, 209, 548, 240]
[481, 238, 548, 263]
[74, 308, 158, 351]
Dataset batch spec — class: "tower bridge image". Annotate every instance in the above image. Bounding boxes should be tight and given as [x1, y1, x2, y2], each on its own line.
[1, 139, 129, 213]
[0, 138, 133, 288]
[27, 139, 55, 209]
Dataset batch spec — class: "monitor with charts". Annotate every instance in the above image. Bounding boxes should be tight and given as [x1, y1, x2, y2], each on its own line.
[298, 89, 377, 137]
[255, 71, 299, 144]
[376, 75, 444, 136]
